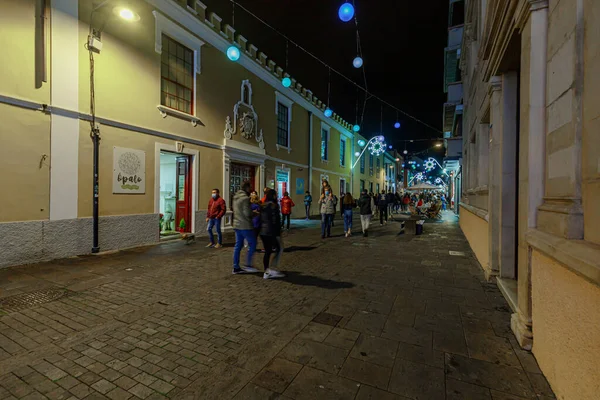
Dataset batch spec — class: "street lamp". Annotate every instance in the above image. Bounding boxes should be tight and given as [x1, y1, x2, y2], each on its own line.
[87, 3, 139, 253]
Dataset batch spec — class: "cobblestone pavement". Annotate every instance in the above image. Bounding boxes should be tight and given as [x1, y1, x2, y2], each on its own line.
[0, 213, 555, 400]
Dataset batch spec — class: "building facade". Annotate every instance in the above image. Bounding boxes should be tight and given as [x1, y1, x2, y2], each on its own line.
[458, 0, 600, 399]
[0, 0, 397, 268]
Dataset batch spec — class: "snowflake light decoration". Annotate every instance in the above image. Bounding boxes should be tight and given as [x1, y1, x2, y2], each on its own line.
[414, 172, 424, 182]
[435, 177, 443, 185]
[424, 158, 436, 172]
[368, 137, 386, 156]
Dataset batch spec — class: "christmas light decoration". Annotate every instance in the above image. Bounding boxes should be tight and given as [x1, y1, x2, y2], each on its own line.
[353, 57, 363, 68]
[354, 151, 360, 157]
[424, 158, 435, 172]
[338, 3, 355, 22]
[324, 108, 333, 118]
[226, 46, 240, 61]
[357, 139, 366, 147]
[394, 122, 401, 129]
[281, 77, 292, 87]
[353, 124, 360, 132]
[368, 136, 386, 156]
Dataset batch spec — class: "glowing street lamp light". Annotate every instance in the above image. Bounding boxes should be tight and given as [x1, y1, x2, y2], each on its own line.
[113, 7, 140, 21]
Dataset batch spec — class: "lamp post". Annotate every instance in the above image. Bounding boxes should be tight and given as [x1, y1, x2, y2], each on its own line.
[87, 3, 139, 253]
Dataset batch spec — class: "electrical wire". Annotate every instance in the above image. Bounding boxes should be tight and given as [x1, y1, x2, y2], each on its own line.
[226, 0, 442, 135]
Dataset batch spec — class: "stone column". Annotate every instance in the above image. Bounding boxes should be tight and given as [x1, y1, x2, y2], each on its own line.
[536, 0, 583, 239]
[513, 0, 549, 350]
[50, 0, 79, 220]
[487, 76, 502, 279]
[499, 72, 518, 279]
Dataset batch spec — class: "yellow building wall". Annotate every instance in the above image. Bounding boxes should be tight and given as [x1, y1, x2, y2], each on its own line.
[0, 105, 50, 222]
[458, 206, 489, 271]
[531, 250, 600, 400]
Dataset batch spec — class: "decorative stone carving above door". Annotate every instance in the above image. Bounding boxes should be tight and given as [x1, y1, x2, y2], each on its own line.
[224, 80, 265, 149]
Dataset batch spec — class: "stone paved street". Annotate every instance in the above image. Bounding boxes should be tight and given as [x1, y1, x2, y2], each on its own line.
[0, 214, 555, 400]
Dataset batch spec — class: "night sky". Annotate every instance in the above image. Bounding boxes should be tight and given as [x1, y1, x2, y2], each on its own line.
[201, 0, 449, 157]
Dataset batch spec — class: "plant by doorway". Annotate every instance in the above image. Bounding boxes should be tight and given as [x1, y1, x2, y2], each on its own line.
[179, 218, 186, 233]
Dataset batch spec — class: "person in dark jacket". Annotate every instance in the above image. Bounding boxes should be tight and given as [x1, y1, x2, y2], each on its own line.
[304, 191, 312, 220]
[379, 190, 388, 225]
[357, 190, 372, 237]
[260, 189, 285, 279]
[206, 189, 226, 248]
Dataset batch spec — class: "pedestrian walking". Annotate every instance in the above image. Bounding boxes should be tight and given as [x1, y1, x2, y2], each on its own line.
[357, 189, 372, 237]
[319, 186, 336, 239]
[232, 180, 258, 274]
[379, 190, 389, 225]
[259, 189, 285, 279]
[304, 191, 312, 220]
[332, 193, 338, 226]
[373, 192, 379, 218]
[341, 193, 355, 237]
[206, 188, 226, 248]
[402, 194, 410, 212]
[280, 192, 295, 230]
[250, 191, 262, 252]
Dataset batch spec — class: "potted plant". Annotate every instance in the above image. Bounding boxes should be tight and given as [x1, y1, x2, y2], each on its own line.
[159, 213, 164, 231]
[179, 218, 186, 233]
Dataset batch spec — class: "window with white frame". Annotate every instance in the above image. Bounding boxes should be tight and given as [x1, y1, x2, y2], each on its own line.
[340, 138, 346, 167]
[321, 128, 329, 161]
[153, 11, 204, 117]
[275, 92, 293, 150]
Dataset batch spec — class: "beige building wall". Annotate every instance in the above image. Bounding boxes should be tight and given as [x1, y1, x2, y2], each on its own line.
[531, 251, 600, 400]
[458, 206, 489, 270]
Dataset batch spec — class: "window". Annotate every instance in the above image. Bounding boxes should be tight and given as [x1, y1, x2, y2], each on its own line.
[369, 182, 373, 193]
[376, 158, 381, 175]
[340, 139, 346, 167]
[161, 35, 194, 115]
[376, 183, 380, 193]
[277, 102, 290, 147]
[360, 180, 365, 192]
[360, 153, 365, 174]
[369, 154, 374, 176]
[321, 129, 328, 160]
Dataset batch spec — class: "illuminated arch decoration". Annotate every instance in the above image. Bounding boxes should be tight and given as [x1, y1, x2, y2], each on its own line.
[369, 136, 386, 156]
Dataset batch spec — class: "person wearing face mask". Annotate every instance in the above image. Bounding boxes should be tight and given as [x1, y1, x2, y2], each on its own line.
[319, 186, 337, 239]
[206, 188, 226, 248]
[232, 180, 259, 274]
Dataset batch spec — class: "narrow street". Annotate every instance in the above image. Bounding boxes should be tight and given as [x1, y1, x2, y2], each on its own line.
[0, 214, 554, 400]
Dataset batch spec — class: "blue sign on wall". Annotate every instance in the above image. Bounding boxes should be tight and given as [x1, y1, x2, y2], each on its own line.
[295, 178, 305, 195]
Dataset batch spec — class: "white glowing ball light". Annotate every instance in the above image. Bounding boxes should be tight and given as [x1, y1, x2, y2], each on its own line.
[424, 158, 436, 172]
[354, 152, 361, 157]
[353, 57, 363, 68]
[369, 137, 386, 156]
[226, 46, 240, 61]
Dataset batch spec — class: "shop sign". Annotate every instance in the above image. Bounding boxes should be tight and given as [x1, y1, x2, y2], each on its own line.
[295, 178, 305, 194]
[276, 170, 289, 182]
[113, 147, 145, 194]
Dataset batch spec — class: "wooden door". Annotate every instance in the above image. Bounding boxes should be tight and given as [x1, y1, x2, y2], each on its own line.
[175, 156, 191, 233]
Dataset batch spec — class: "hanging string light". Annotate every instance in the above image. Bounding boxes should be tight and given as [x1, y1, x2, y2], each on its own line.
[352, 87, 360, 132]
[281, 41, 291, 87]
[324, 67, 333, 118]
[226, 3, 240, 61]
[338, 2, 355, 22]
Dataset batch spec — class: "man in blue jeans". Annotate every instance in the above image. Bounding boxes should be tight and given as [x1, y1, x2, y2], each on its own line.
[232, 180, 258, 274]
[206, 188, 226, 248]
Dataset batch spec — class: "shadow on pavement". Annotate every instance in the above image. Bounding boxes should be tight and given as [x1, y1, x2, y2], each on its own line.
[284, 246, 318, 252]
[279, 271, 354, 289]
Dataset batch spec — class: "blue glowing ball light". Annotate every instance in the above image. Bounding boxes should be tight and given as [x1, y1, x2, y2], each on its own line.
[338, 3, 355, 22]
[324, 108, 333, 118]
[394, 122, 401, 129]
[357, 139, 366, 147]
[389, 145, 393, 149]
[281, 77, 292, 88]
[353, 124, 360, 132]
[226, 46, 240, 61]
[353, 57, 363, 68]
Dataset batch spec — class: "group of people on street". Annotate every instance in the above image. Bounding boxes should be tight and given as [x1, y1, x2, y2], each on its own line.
[205, 182, 287, 278]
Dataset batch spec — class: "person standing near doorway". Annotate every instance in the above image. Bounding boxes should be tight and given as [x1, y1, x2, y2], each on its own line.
[206, 189, 226, 248]
[319, 186, 336, 239]
[304, 191, 312, 220]
[379, 190, 388, 226]
[280, 192, 295, 231]
[341, 193, 355, 237]
[232, 180, 258, 274]
[357, 189, 372, 237]
[260, 189, 285, 279]
[250, 191, 262, 252]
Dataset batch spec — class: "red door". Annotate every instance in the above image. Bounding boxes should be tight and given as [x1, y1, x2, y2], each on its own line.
[175, 156, 192, 233]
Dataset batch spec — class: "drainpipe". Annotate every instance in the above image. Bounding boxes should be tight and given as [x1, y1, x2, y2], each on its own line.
[308, 111, 313, 195]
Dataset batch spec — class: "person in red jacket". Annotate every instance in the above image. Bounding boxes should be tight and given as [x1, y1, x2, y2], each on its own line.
[206, 188, 226, 248]
[280, 192, 295, 231]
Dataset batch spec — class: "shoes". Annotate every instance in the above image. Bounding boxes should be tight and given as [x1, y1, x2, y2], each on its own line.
[348, 229, 352, 236]
[321, 235, 325, 239]
[242, 266, 259, 273]
[214, 244, 222, 249]
[264, 269, 285, 279]
[206, 243, 215, 248]
[232, 268, 245, 274]
[380, 223, 383, 226]
[345, 232, 348, 238]
[365, 230, 368, 237]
